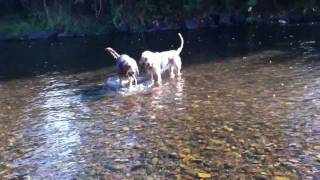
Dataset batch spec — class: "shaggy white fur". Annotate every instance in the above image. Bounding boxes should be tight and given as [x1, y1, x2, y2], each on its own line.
[139, 33, 184, 85]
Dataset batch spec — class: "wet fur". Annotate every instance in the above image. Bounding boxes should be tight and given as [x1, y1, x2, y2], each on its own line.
[139, 33, 184, 85]
[105, 47, 139, 88]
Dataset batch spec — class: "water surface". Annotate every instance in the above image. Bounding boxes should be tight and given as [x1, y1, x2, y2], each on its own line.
[1, 24, 320, 179]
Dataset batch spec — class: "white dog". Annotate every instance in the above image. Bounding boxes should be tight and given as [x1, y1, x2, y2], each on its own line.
[105, 47, 139, 88]
[139, 33, 184, 85]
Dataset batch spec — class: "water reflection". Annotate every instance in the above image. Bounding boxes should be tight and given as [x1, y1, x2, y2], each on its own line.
[146, 78, 185, 112]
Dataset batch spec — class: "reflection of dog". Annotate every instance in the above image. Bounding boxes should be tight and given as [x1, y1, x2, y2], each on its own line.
[105, 47, 139, 88]
[139, 33, 184, 85]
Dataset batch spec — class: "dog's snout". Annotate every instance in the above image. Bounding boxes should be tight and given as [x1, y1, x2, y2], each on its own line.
[127, 71, 134, 76]
[145, 62, 151, 68]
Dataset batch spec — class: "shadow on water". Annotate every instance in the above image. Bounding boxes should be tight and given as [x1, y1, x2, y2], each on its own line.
[79, 84, 110, 102]
[1, 24, 320, 179]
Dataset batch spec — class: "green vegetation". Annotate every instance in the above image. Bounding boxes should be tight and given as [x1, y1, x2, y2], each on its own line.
[0, 0, 320, 38]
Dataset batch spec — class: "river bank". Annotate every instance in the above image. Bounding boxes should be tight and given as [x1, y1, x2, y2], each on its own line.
[1, 11, 320, 41]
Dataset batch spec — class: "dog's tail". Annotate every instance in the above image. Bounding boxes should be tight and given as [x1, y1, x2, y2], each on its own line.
[105, 47, 120, 59]
[177, 33, 184, 55]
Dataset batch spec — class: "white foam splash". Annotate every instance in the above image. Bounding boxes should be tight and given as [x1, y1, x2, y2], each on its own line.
[105, 76, 154, 96]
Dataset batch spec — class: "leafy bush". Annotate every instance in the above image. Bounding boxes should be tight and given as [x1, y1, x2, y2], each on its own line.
[0, 0, 319, 36]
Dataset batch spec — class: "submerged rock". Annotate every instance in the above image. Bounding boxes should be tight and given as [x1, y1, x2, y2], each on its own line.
[130, 164, 145, 172]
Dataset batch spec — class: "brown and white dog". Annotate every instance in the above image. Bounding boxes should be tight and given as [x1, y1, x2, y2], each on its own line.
[105, 47, 139, 88]
[139, 33, 184, 85]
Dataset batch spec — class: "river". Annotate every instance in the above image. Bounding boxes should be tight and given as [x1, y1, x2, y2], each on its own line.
[0, 24, 320, 179]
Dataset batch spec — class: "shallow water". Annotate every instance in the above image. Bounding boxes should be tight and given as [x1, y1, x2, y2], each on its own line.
[1, 24, 320, 179]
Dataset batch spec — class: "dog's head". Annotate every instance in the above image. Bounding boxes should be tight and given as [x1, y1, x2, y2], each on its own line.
[126, 68, 135, 77]
[139, 51, 153, 70]
[116, 55, 139, 78]
[120, 63, 137, 78]
[120, 64, 131, 77]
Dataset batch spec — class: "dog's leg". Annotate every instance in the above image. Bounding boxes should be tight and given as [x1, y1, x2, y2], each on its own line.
[148, 70, 154, 82]
[128, 77, 133, 89]
[155, 70, 162, 85]
[169, 58, 176, 79]
[174, 57, 182, 77]
[170, 65, 175, 79]
[133, 75, 138, 86]
[146, 72, 154, 86]
[176, 68, 182, 77]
